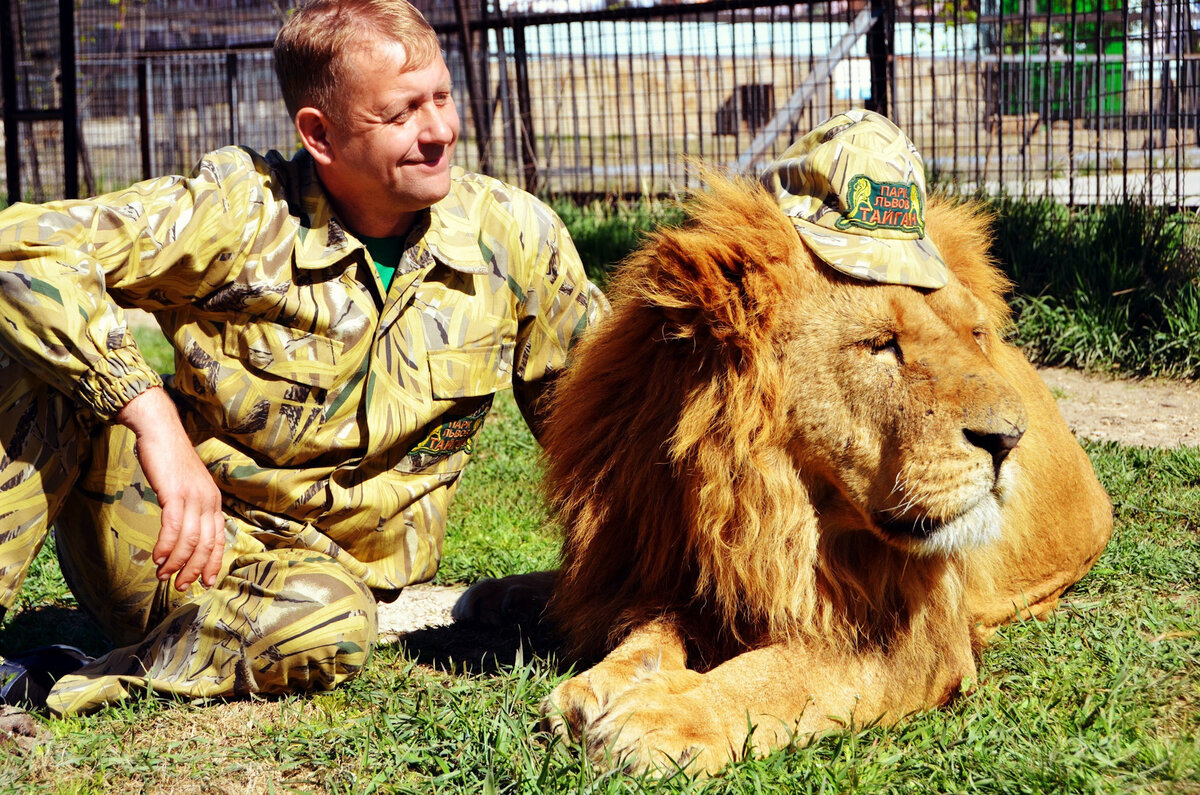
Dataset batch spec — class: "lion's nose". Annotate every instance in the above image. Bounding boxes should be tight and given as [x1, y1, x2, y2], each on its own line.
[963, 427, 1024, 473]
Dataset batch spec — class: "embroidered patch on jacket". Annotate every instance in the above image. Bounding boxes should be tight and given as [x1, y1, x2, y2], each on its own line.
[406, 397, 492, 469]
[835, 176, 925, 235]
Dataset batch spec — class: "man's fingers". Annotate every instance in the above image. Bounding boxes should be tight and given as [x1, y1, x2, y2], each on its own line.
[169, 503, 226, 592]
[159, 502, 202, 583]
[153, 503, 184, 572]
[178, 512, 224, 591]
[202, 515, 226, 588]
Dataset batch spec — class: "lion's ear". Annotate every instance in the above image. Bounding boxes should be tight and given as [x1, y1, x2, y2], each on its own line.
[628, 173, 807, 348]
[925, 198, 1013, 331]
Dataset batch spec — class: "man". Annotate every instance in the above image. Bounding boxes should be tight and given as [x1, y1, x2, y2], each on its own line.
[0, 0, 606, 716]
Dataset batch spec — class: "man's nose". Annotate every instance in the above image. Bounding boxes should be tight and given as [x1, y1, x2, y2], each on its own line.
[420, 103, 457, 143]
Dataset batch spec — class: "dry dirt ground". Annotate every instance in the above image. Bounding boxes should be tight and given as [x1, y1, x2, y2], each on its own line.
[378, 367, 1200, 639]
[1037, 366, 1200, 448]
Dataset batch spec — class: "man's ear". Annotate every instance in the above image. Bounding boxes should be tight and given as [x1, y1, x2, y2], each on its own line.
[296, 107, 335, 165]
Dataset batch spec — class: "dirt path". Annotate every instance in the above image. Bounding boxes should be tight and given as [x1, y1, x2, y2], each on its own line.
[378, 367, 1200, 639]
[1036, 366, 1200, 448]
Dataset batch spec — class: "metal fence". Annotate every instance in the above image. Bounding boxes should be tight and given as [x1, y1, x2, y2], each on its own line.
[2, 1, 1198, 207]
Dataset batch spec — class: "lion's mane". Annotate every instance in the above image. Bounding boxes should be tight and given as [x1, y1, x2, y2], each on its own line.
[541, 172, 1008, 663]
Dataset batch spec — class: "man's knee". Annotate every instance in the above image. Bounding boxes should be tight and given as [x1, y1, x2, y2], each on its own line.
[234, 554, 379, 692]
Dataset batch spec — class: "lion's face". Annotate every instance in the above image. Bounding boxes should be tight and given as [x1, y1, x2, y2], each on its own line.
[778, 274, 1028, 557]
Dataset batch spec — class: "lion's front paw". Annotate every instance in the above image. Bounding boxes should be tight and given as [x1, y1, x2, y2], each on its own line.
[544, 669, 731, 776]
[584, 679, 731, 776]
[540, 673, 605, 742]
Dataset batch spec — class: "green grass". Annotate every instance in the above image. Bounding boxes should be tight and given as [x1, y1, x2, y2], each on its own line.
[552, 197, 685, 287]
[988, 196, 1200, 379]
[1, 391, 1197, 793]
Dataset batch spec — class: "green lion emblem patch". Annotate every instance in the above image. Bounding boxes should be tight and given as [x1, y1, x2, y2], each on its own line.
[836, 175, 925, 236]
[406, 397, 492, 470]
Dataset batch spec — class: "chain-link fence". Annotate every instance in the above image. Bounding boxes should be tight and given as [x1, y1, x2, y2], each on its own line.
[2, 1, 1197, 206]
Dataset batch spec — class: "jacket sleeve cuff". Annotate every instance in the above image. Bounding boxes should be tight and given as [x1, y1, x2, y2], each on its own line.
[75, 344, 165, 422]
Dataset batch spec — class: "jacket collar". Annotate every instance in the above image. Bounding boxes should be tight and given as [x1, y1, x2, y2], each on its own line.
[285, 152, 488, 276]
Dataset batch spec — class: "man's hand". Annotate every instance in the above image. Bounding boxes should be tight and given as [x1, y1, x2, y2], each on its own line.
[115, 387, 225, 591]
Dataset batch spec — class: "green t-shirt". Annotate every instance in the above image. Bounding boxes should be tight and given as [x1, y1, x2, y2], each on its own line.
[359, 234, 405, 292]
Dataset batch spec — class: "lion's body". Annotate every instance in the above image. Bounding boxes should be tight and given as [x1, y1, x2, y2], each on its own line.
[537, 174, 1112, 774]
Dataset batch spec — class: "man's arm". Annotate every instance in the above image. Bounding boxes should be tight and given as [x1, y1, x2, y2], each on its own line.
[0, 148, 269, 588]
[507, 197, 610, 441]
[116, 387, 225, 590]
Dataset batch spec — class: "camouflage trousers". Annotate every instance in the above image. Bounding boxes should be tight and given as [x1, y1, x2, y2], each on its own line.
[0, 366, 377, 716]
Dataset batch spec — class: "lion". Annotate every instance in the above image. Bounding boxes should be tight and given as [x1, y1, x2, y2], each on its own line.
[457, 171, 1112, 775]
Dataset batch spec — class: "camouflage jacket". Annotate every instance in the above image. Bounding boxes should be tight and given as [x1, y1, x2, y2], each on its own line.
[0, 146, 607, 591]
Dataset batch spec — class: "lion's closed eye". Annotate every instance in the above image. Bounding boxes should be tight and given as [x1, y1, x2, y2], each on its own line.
[972, 327, 990, 353]
[866, 334, 903, 364]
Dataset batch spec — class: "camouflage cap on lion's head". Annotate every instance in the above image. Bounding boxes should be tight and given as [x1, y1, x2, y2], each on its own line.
[760, 109, 949, 290]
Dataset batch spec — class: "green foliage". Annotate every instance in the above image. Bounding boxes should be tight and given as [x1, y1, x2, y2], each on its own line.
[989, 196, 1200, 377]
[551, 197, 684, 287]
[131, 325, 175, 375]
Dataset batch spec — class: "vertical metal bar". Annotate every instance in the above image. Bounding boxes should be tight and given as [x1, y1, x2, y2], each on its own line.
[905, 1, 914, 136]
[648, 15, 657, 192]
[1068, 0, 1076, 206]
[512, 22, 537, 193]
[574, 20, 593, 196]
[1171, 0, 1180, 208]
[1020, 0, 1030, 197]
[679, 10, 689, 188]
[499, 26, 519, 183]
[1041, 2, 1051, 201]
[1148, 0, 1156, 205]
[1113, 0, 1123, 202]
[866, 0, 891, 118]
[1094, 0, 1101, 205]
[452, 0, 490, 173]
[993, 0, 1003, 195]
[226, 51, 239, 145]
[928, 1, 935, 171]
[625, 20, 638, 195]
[60, 0, 77, 199]
[1, 0, 20, 205]
[138, 58, 152, 179]
[973, 0, 983, 190]
[952, 0, 960, 188]
[661, 16, 672, 190]
[599, 20, 612, 195]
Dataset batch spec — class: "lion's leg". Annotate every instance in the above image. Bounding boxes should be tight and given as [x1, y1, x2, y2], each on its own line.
[553, 632, 975, 777]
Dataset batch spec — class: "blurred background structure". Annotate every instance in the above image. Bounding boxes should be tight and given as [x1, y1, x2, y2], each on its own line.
[2, 0, 1197, 206]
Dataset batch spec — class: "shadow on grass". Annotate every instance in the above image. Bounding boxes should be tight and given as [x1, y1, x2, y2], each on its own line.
[0, 604, 111, 658]
[394, 618, 567, 676]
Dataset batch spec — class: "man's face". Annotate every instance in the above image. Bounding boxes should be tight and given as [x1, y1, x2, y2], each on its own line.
[321, 39, 460, 231]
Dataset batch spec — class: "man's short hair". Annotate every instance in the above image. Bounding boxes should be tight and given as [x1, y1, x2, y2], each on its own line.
[274, 0, 441, 122]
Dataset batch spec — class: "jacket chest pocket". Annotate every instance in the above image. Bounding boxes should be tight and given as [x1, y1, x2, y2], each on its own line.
[223, 320, 345, 393]
[426, 342, 513, 400]
[215, 320, 351, 464]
